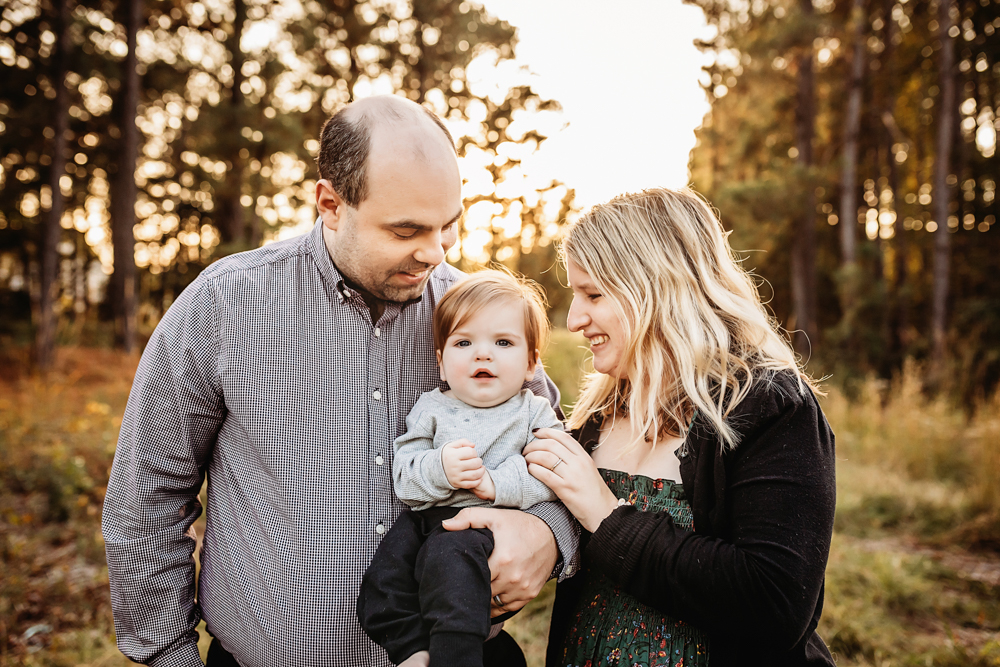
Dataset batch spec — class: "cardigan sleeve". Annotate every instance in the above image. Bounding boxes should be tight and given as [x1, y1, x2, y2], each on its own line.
[584, 377, 836, 651]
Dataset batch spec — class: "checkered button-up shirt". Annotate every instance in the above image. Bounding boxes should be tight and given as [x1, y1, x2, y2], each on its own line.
[102, 221, 579, 667]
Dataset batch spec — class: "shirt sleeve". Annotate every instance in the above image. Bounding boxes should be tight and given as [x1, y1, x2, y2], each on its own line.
[392, 401, 456, 508]
[101, 276, 225, 667]
[583, 383, 836, 650]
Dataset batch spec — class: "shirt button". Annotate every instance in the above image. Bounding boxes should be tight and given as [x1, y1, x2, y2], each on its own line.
[565, 565, 574, 575]
[372, 390, 381, 401]
[375, 523, 386, 535]
[375, 455, 384, 465]
[374, 327, 381, 337]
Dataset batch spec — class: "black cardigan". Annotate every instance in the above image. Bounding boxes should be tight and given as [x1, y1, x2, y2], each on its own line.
[546, 370, 837, 667]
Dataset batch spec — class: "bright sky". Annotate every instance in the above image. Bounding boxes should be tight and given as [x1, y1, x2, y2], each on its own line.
[478, 0, 712, 209]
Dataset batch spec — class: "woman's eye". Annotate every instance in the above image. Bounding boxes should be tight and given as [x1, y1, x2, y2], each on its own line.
[588, 293, 602, 301]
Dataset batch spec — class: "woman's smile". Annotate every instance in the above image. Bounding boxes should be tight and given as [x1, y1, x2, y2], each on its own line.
[566, 261, 628, 378]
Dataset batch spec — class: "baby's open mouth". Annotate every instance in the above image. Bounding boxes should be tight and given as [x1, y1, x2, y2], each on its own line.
[473, 370, 496, 378]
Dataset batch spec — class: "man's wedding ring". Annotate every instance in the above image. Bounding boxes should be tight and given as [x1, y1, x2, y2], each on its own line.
[551, 458, 564, 471]
[493, 594, 503, 607]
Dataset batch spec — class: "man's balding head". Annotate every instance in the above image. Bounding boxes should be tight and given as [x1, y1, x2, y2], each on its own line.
[317, 96, 456, 207]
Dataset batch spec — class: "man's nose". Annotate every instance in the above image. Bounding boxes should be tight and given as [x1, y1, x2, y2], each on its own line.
[413, 230, 448, 266]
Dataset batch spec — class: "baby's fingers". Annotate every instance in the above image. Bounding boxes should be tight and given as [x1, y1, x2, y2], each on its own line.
[454, 468, 485, 489]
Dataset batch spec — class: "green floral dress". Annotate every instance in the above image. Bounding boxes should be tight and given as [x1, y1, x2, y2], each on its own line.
[558, 469, 710, 667]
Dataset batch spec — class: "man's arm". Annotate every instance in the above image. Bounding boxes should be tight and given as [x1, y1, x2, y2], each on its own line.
[101, 277, 225, 667]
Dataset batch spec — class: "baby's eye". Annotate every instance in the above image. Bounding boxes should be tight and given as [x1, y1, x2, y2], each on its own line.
[496, 339, 513, 347]
[455, 340, 471, 347]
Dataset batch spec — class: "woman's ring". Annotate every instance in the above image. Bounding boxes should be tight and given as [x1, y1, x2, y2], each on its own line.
[493, 594, 503, 607]
[551, 458, 564, 471]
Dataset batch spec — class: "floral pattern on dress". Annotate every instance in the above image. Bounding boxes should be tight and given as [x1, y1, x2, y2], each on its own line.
[559, 470, 710, 667]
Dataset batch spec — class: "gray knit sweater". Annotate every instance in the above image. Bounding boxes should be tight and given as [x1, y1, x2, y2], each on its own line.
[392, 388, 562, 511]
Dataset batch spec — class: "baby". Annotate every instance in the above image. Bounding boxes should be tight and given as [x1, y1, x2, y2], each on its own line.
[357, 270, 562, 667]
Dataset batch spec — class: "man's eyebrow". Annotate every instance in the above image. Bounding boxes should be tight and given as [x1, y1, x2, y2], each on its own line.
[385, 209, 464, 231]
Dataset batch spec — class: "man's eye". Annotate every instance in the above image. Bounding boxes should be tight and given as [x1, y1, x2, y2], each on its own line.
[394, 229, 417, 239]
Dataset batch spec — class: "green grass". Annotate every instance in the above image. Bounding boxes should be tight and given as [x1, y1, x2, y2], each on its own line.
[2, 343, 999, 666]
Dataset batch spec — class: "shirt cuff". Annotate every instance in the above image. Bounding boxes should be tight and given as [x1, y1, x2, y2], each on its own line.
[146, 637, 204, 667]
[524, 501, 581, 581]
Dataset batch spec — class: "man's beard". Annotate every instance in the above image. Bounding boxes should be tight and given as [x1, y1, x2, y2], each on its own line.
[370, 263, 434, 302]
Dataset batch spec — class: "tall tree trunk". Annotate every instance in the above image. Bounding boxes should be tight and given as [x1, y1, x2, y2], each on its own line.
[791, 0, 818, 357]
[880, 0, 910, 362]
[36, 0, 71, 371]
[111, 0, 141, 352]
[219, 0, 247, 246]
[839, 0, 866, 269]
[930, 0, 956, 376]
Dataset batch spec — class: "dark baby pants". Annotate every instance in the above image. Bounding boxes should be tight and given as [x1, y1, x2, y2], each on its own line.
[358, 506, 515, 667]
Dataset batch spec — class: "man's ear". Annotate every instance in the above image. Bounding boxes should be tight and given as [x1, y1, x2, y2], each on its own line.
[524, 350, 540, 382]
[316, 179, 348, 231]
[437, 349, 447, 382]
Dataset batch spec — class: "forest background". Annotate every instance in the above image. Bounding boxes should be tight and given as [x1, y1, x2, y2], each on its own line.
[1, 0, 999, 665]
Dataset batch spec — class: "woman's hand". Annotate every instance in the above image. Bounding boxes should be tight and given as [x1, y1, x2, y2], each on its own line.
[524, 428, 620, 533]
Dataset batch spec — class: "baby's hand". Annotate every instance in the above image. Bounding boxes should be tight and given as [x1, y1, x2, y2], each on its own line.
[471, 469, 496, 502]
[442, 439, 485, 489]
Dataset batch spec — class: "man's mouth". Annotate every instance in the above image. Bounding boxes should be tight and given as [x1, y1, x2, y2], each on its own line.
[396, 269, 430, 285]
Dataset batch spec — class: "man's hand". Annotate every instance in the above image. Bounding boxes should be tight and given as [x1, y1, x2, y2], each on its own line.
[442, 508, 557, 617]
[471, 469, 496, 501]
[441, 439, 485, 489]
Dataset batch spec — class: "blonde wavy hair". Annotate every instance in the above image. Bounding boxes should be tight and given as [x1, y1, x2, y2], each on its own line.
[563, 187, 812, 450]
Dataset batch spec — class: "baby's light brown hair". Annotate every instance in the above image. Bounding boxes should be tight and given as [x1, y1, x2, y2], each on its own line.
[433, 270, 550, 358]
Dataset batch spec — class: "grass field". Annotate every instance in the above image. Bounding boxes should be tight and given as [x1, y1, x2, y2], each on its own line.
[2, 337, 999, 666]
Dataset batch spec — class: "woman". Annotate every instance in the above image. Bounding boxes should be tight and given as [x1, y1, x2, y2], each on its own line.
[524, 188, 836, 667]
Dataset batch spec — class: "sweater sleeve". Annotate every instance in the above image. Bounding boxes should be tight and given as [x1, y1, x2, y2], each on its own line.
[392, 401, 455, 507]
[489, 397, 562, 509]
[585, 380, 836, 651]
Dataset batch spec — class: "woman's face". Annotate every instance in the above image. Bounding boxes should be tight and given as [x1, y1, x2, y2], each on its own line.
[566, 260, 629, 378]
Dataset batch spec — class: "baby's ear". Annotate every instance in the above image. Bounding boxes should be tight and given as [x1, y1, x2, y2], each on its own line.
[524, 350, 540, 382]
[436, 349, 446, 382]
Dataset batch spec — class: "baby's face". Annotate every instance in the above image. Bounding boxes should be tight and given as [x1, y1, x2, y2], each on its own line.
[437, 300, 538, 408]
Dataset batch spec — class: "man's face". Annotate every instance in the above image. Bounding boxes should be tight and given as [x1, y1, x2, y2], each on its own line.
[320, 126, 463, 303]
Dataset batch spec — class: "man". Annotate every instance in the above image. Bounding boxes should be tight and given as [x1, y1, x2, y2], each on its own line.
[102, 96, 578, 667]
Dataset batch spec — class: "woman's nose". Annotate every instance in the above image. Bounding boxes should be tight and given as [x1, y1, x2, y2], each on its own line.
[566, 298, 587, 332]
